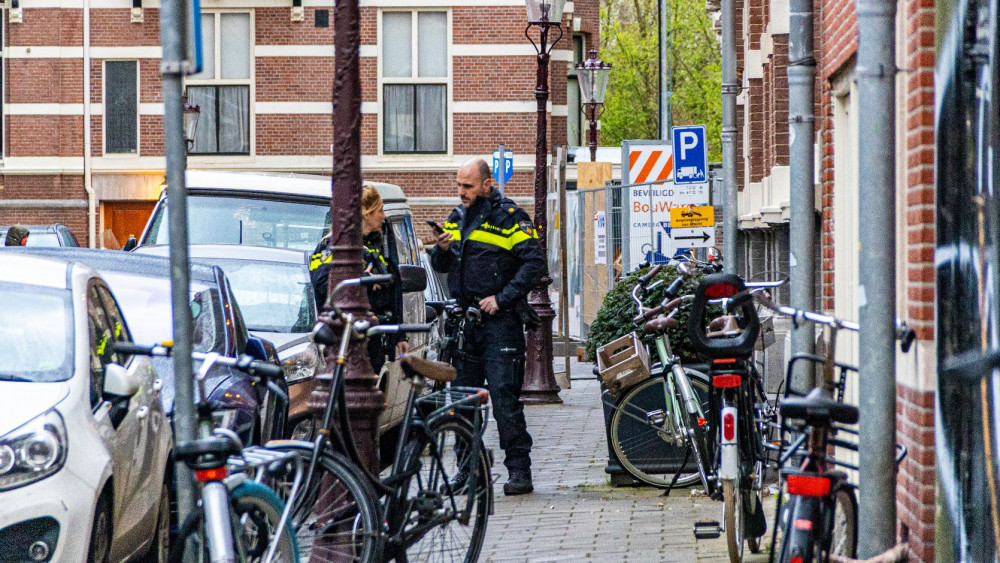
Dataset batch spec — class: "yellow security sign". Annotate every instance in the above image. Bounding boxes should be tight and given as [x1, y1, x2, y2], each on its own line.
[669, 205, 715, 229]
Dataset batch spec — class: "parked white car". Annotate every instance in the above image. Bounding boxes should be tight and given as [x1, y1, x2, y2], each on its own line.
[0, 253, 172, 562]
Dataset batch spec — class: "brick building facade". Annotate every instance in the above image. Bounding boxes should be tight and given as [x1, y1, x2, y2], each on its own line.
[708, 0, 937, 560]
[0, 0, 599, 247]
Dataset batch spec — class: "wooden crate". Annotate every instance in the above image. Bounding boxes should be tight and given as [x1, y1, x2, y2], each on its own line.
[596, 332, 651, 395]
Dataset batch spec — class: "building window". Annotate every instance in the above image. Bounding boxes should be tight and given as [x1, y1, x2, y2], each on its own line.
[381, 10, 448, 154]
[104, 61, 138, 154]
[187, 12, 252, 155]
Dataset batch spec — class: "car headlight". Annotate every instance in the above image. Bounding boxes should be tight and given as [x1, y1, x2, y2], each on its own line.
[211, 408, 239, 431]
[281, 345, 322, 383]
[0, 410, 67, 491]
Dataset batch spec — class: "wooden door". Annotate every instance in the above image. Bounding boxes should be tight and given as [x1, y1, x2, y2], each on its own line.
[102, 201, 156, 249]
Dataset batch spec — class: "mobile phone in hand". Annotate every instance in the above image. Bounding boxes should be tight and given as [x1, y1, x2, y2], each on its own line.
[426, 220, 445, 235]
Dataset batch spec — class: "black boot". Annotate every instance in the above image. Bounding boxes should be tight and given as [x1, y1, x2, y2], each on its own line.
[503, 469, 533, 495]
[446, 469, 469, 494]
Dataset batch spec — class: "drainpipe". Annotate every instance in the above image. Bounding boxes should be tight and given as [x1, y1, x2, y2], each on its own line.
[83, 0, 95, 247]
[855, 0, 897, 556]
[788, 0, 816, 391]
[721, 0, 737, 274]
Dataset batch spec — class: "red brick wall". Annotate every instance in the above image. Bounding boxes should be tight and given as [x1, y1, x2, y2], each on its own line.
[896, 0, 936, 560]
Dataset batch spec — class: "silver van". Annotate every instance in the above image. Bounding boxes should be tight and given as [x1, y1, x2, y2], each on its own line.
[136, 170, 429, 434]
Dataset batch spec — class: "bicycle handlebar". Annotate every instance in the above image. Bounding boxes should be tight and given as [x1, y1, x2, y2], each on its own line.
[637, 264, 663, 286]
[114, 342, 284, 379]
[753, 293, 916, 351]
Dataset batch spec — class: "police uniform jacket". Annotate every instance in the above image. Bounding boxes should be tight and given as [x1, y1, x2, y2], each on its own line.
[430, 187, 546, 311]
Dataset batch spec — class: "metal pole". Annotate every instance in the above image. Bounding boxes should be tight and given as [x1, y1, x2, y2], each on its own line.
[721, 0, 738, 274]
[855, 0, 897, 556]
[558, 148, 571, 384]
[307, 0, 384, 478]
[523, 16, 562, 404]
[658, 0, 667, 139]
[498, 143, 506, 195]
[587, 104, 599, 162]
[158, 0, 195, 527]
[788, 0, 817, 391]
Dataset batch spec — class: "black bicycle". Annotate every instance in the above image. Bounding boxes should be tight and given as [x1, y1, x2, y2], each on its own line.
[752, 294, 914, 563]
[269, 274, 493, 563]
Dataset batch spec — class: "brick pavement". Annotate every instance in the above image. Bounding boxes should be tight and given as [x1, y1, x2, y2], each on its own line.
[479, 361, 774, 562]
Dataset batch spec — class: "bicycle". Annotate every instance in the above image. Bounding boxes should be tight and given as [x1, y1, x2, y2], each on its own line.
[114, 342, 300, 563]
[269, 273, 493, 563]
[601, 262, 714, 489]
[686, 272, 787, 562]
[750, 294, 914, 563]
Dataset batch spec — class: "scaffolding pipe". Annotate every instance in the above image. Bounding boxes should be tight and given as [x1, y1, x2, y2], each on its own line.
[855, 0, 898, 556]
[721, 0, 738, 274]
[788, 0, 817, 391]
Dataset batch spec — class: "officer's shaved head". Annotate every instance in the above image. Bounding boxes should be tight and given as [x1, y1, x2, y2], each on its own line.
[457, 158, 494, 208]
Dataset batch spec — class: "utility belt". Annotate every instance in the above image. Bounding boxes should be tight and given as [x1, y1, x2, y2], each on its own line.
[461, 294, 540, 329]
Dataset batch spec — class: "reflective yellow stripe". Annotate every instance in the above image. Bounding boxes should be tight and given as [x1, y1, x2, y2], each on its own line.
[310, 252, 333, 271]
[443, 221, 459, 229]
[443, 228, 462, 241]
[466, 228, 534, 250]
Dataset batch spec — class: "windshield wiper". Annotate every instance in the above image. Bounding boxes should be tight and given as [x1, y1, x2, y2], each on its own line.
[0, 374, 36, 382]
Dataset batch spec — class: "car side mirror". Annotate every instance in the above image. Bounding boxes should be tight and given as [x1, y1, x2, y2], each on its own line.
[425, 304, 439, 323]
[398, 264, 427, 293]
[103, 363, 140, 398]
[245, 337, 269, 362]
[121, 236, 138, 251]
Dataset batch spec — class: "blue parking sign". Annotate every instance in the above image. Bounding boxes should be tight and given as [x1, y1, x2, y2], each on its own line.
[492, 150, 513, 184]
[671, 125, 708, 185]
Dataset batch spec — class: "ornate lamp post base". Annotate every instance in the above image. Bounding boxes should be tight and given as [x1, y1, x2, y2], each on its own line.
[522, 282, 562, 404]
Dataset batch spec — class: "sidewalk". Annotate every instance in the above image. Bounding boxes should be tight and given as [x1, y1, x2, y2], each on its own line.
[478, 360, 773, 562]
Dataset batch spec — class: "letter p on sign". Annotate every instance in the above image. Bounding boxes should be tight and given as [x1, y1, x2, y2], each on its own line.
[671, 125, 708, 185]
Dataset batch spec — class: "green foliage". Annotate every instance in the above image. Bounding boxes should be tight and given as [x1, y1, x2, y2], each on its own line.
[599, 0, 722, 161]
[585, 264, 708, 365]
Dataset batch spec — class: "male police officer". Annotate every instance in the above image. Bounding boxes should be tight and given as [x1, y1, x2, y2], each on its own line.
[431, 158, 546, 495]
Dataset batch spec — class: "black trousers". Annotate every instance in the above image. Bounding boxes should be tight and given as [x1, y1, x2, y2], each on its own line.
[454, 312, 533, 472]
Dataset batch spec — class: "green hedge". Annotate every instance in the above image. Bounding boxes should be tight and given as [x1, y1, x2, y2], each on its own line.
[585, 265, 709, 365]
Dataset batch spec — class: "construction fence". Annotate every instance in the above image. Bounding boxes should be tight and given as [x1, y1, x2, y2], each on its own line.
[548, 178, 723, 344]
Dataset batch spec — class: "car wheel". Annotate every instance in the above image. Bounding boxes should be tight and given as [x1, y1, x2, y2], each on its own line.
[87, 492, 112, 563]
[150, 482, 170, 563]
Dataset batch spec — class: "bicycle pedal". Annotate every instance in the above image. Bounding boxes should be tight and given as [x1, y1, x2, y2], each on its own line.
[693, 520, 721, 540]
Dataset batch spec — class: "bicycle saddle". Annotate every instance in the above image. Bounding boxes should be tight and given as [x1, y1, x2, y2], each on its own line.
[175, 437, 244, 468]
[644, 315, 680, 334]
[401, 354, 457, 383]
[707, 315, 743, 338]
[780, 388, 859, 425]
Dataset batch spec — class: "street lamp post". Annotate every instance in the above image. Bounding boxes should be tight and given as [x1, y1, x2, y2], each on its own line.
[521, 0, 564, 405]
[308, 0, 383, 473]
[182, 93, 200, 151]
[575, 49, 611, 162]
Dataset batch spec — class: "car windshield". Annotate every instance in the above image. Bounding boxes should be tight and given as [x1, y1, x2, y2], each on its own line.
[145, 195, 331, 251]
[207, 258, 315, 333]
[100, 272, 225, 353]
[0, 283, 73, 382]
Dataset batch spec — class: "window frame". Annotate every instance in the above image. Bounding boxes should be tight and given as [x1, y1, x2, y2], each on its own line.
[103, 59, 141, 156]
[185, 10, 255, 157]
[377, 8, 452, 156]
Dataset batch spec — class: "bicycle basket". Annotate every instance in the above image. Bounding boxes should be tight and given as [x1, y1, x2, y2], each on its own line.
[596, 332, 652, 395]
[687, 273, 760, 358]
[415, 386, 491, 424]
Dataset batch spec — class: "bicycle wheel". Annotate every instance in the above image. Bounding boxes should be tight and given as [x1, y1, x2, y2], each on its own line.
[267, 446, 382, 563]
[609, 370, 711, 488]
[388, 418, 491, 563]
[230, 481, 299, 563]
[828, 486, 857, 559]
[723, 478, 745, 563]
